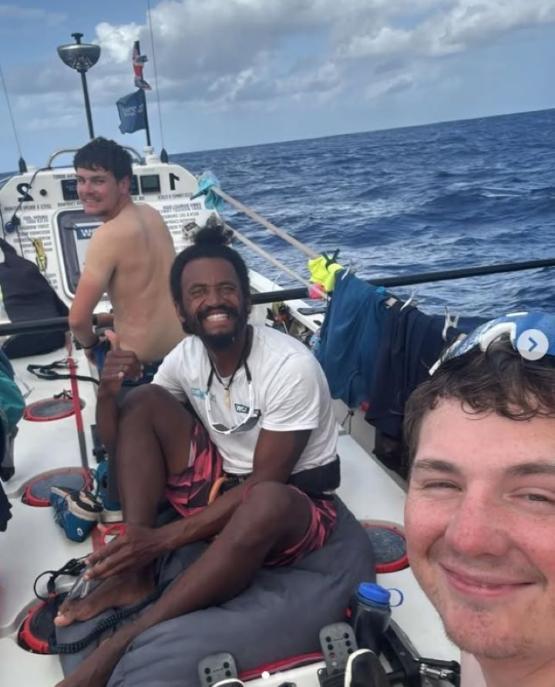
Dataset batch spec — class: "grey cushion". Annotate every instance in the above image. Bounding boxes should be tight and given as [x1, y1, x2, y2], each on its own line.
[59, 497, 374, 686]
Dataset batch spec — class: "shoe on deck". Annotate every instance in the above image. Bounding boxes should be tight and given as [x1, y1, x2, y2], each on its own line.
[49, 486, 102, 542]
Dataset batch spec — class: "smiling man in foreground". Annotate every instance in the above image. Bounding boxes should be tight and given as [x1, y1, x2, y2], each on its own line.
[404, 312, 555, 687]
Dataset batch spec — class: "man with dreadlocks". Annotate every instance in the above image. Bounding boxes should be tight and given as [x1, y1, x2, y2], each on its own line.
[55, 223, 366, 687]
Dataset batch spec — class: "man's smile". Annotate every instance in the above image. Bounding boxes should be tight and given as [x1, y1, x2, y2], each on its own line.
[439, 563, 536, 600]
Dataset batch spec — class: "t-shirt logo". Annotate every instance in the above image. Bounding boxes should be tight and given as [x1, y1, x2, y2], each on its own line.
[191, 387, 206, 399]
[234, 403, 249, 414]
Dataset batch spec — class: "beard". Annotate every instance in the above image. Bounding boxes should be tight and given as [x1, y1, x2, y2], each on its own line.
[181, 305, 248, 350]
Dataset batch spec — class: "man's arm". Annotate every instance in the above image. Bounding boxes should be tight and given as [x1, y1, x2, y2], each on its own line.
[95, 331, 142, 454]
[69, 270, 107, 348]
[69, 228, 115, 348]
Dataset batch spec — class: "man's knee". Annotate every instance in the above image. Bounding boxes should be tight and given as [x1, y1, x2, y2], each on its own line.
[243, 481, 295, 515]
[230, 481, 306, 543]
[120, 384, 180, 420]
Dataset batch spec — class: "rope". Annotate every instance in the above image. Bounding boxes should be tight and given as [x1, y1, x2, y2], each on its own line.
[27, 360, 98, 385]
[51, 580, 171, 654]
[212, 187, 318, 259]
[0, 64, 23, 160]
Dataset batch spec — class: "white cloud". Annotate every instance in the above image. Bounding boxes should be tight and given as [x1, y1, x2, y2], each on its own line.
[4, 0, 555, 127]
[339, 0, 555, 60]
[95, 21, 143, 64]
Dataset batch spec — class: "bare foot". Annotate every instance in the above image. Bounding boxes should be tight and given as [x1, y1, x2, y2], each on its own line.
[55, 570, 155, 627]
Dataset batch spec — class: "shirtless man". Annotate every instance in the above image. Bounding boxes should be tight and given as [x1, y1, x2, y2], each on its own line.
[69, 137, 183, 363]
[404, 312, 555, 687]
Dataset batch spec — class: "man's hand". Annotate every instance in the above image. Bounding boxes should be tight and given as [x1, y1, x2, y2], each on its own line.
[99, 331, 142, 396]
[84, 339, 102, 365]
[85, 524, 165, 579]
[94, 312, 115, 328]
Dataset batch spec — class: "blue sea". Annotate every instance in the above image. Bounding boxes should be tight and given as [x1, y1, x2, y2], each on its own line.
[177, 108, 555, 319]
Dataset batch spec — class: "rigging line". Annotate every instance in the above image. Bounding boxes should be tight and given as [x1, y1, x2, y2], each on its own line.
[224, 221, 314, 290]
[147, 0, 165, 150]
[0, 64, 23, 160]
[212, 186, 318, 259]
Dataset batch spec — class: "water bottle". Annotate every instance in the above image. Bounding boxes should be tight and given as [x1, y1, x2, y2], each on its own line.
[349, 582, 402, 652]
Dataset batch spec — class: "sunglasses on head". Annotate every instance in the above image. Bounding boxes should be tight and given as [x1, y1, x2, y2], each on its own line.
[430, 311, 555, 374]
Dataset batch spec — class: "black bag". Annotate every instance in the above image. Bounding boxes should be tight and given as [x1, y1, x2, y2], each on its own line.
[0, 238, 68, 358]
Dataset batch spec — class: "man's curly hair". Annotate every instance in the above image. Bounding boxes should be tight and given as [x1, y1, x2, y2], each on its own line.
[404, 335, 555, 464]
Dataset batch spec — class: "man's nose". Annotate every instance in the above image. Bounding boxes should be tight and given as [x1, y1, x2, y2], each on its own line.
[444, 490, 510, 558]
[204, 286, 225, 305]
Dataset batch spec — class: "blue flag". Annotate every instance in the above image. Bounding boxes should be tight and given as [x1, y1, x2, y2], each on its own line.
[116, 90, 146, 134]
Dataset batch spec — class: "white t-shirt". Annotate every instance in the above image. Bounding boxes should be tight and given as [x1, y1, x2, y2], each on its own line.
[153, 325, 339, 475]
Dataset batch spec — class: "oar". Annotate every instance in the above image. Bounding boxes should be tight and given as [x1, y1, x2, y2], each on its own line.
[0, 256, 553, 337]
[247, 256, 555, 303]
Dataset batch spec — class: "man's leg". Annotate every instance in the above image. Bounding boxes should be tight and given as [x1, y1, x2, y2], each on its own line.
[57, 384, 195, 624]
[133, 482, 318, 621]
[116, 384, 196, 524]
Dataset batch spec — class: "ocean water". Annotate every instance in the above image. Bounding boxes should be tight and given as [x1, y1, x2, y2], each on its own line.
[176, 108, 555, 319]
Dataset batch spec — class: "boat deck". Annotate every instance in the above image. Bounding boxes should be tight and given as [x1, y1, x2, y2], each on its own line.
[0, 346, 456, 685]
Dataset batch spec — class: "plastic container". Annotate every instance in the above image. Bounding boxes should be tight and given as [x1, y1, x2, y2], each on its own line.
[349, 582, 403, 652]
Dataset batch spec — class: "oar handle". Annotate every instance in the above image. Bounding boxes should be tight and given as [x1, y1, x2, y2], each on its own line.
[0, 256, 553, 336]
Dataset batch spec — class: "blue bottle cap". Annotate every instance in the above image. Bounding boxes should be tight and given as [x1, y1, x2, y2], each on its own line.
[357, 582, 391, 606]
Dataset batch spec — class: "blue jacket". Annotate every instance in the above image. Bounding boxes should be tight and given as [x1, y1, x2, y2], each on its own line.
[317, 271, 389, 407]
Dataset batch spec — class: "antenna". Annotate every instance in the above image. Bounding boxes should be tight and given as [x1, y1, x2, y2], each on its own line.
[0, 63, 27, 172]
[57, 33, 101, 139]
[147, 0, 168, 158]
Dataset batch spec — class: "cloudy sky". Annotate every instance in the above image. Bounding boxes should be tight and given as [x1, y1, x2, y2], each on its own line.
[0, 0, 554, 171]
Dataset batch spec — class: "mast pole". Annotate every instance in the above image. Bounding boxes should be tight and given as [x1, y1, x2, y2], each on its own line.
[57, 32, 100, 141]
[79, 69, 95, 139]
[141, 87, 151, 146]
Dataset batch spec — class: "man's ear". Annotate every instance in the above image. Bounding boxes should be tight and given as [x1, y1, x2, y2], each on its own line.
[174, 300, 184, 320]
[119, 176, 131, 195]
[175, 301, 192, 334]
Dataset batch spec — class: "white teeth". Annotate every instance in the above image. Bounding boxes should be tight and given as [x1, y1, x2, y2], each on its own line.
[206, 313, 228, 321]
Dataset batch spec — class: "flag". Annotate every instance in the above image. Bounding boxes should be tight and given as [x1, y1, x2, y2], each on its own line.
[116, 90, 146, 134]
[132, 40, 151, 90]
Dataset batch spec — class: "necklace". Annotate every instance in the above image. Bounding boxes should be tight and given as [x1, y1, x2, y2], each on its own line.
[206, 328, 252, 408]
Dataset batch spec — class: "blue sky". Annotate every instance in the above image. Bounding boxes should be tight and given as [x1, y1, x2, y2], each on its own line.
[0, 0, 555, 172]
